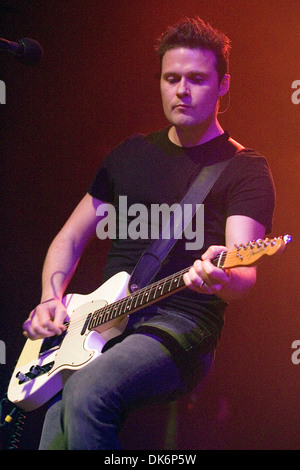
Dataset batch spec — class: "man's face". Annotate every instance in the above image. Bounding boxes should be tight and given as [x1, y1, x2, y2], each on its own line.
[160, 47, 229, 130]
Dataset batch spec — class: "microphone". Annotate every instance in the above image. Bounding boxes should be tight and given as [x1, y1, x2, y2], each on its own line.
[0, 37, 43, 65]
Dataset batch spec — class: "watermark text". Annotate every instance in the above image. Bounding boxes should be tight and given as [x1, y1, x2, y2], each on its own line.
[96, 196, 204, 250]
[291, 340, 300, 364]
[0, 80, 6, 104]
[0, 340, 6, 364]
[291, 80, 300, 105]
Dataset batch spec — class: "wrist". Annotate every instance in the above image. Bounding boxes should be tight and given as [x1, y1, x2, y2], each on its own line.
[40, 295, 61, 304]
[218, 267, 256, 301]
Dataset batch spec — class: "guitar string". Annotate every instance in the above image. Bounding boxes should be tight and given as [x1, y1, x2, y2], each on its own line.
[57, 268, 189, 339]
[52, 252, 250, 337]
[65, 274, 185, 337]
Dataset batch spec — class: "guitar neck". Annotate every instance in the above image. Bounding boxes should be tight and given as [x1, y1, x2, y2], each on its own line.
[87, 235, 291, 331]
[88, 267, 189, 331]
[87, 248, 236, 330]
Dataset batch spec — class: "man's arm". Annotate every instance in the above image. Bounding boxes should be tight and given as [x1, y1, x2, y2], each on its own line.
[183, 215, 267, 301]
[23, 193, 107, 339]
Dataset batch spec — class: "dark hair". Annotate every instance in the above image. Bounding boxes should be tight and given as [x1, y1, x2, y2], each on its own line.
[156, 17, 231, 82]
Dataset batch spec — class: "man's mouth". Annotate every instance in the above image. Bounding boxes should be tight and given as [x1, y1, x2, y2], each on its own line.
[173, 103, 191, 109]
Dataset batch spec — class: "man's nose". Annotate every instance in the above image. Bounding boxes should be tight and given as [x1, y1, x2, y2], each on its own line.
[176, 78, 190, 97]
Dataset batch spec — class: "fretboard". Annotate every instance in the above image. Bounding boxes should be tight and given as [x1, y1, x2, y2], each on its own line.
[87, 268, 188, 331]
[87, 250, 228, 331]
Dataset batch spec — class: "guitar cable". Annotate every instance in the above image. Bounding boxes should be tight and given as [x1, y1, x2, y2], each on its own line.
[0, 394, 27, 450]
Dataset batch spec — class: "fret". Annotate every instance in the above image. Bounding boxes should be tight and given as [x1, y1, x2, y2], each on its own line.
[116, 298, 125, 317]
[152, 282, 160, 300]
[156, 284, 164, 298]
[138, 289, 147, 306]
[161, 280, 169, 295]
[168, 276, 175, 291]
[217, 251, 225, 268]
[212, 252, 222, 267]
[88, 313, 98, 330]
[102, 306, 111, 323]
[113, 300, 123, 319]
[170, 275, 181, 290]
[160, 277, 167, 296]
[167, 277, 174, 291]
[135, 290, 146, 308]
[131, 291, 140, 310]
[123, 295, 135, 314]
[147, 284, 156, 303]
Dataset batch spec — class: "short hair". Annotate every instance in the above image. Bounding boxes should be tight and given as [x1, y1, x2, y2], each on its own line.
[156, 17, 231, 82]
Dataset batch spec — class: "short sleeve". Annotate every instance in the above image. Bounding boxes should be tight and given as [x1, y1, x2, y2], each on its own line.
[226, 150, 276, 233]
[87, 134, 144, 203]
[88, 164, 112, 203]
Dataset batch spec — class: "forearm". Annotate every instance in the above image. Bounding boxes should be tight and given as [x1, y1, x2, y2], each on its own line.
[40, 232, 82, 302]
[23, 194, 101, 339]
[215, 266, 257, 302]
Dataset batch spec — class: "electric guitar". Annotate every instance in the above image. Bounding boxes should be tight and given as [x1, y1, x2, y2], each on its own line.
[7, 235, 291, 411]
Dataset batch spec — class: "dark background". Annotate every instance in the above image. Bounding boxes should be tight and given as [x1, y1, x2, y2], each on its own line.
[1, 0, 299, 450]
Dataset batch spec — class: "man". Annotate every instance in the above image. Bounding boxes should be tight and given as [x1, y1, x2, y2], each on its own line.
[23, 17, 275, 449]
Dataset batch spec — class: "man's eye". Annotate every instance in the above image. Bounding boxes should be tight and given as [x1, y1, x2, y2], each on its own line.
[166, 76, 179, 84]
[191, 77, 204, 84]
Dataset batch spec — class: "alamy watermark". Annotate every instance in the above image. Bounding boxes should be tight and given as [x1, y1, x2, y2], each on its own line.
[0, 80, 6, 104]
[95, 196, 204, 250]
[291, 80, 300, 105]
[291, 340, 300, 365]
[0, 340, 6, 364]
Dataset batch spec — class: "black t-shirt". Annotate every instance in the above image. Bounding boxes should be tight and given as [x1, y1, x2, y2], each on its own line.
[88, 127, 275, 337]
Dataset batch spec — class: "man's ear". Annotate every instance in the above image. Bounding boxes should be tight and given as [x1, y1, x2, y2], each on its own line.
[218, 74, 230, 97]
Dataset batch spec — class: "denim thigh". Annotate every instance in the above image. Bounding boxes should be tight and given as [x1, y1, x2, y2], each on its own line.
[39, 306, 215, 449]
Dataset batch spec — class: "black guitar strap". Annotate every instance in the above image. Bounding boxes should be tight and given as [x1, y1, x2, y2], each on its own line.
[129, 137, 245, 293]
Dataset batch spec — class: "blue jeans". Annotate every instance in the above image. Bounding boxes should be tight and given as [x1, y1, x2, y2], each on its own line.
[39, 307, 216, 450]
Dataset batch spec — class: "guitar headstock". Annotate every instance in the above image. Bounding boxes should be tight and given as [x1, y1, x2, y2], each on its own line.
[221, 234, 292, 269]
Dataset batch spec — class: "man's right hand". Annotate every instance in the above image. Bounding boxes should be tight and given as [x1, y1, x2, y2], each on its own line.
[23, 298, 68, 340]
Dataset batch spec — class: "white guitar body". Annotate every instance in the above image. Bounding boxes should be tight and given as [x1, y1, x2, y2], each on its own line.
[7, 271, 130, 411]
[7, 235, 291, 412]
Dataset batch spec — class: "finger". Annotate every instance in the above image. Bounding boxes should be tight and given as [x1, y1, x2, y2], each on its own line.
[202, 258, 231, 285]
[23, 315, 57, 339]
[183, 267, 211, 293]
[183, 258, 229, 295]
[37, 300, 68, 334]
[22, 316, 53, 340]
[22, 310, 43, 340]
[185, 265, 204, 287]
[201, 245, 227, 261]
[23, 302, 66, 339]
[34, 310, 62, 336]
[183, 272, 192, 288]
[191, 260, 211, 287]
[52, 303, 68, 331]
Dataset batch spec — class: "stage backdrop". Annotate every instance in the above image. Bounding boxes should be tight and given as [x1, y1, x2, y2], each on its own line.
[1, 0, 299, 450]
